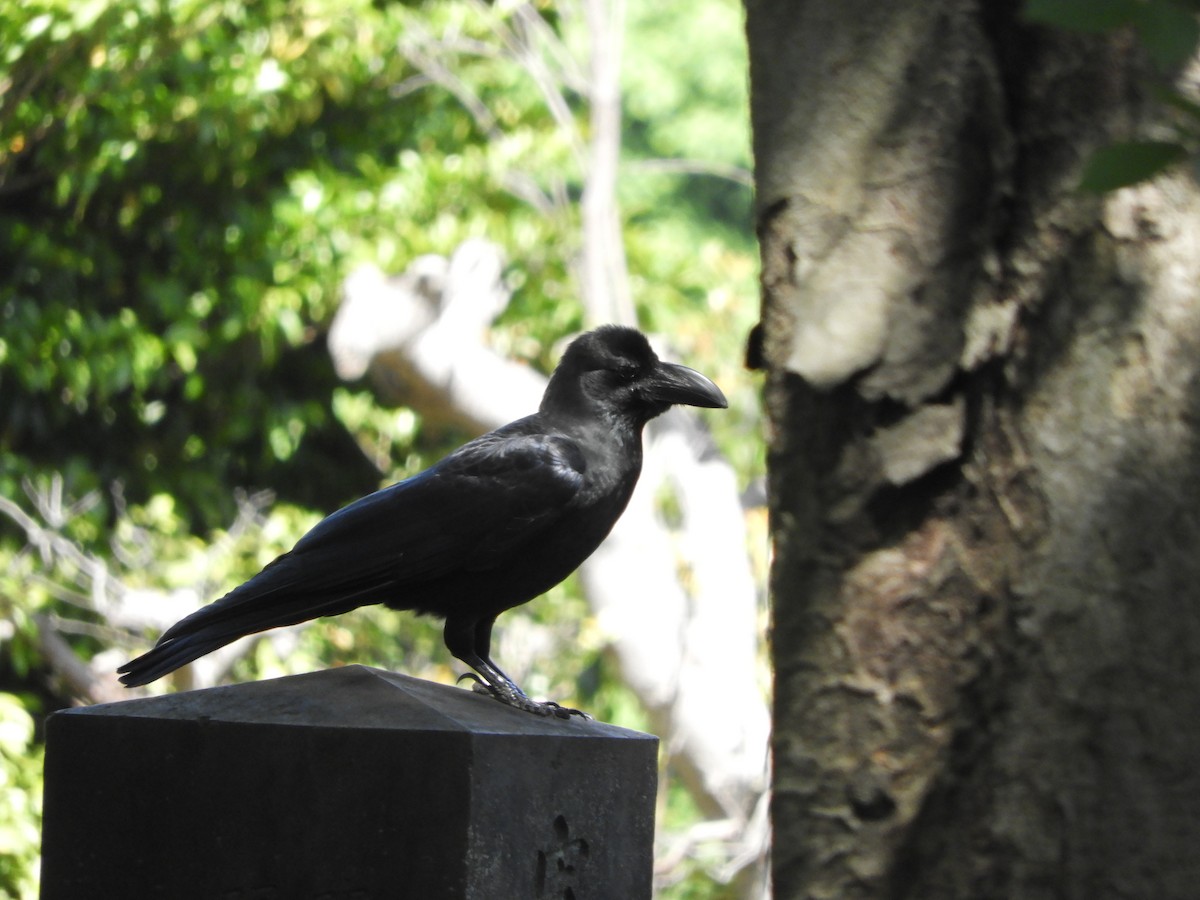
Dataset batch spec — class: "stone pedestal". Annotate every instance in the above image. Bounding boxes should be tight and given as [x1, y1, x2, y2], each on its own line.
[41, 666, 657, 899]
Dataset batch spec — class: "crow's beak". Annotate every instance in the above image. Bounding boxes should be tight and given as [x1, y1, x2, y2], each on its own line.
[647, 362, 728, 410]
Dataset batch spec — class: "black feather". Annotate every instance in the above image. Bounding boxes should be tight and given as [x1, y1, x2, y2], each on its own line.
[117, 326, 726, 715]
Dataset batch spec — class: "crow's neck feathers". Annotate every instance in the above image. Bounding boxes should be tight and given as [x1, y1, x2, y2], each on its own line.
[539, 325, 664, 434]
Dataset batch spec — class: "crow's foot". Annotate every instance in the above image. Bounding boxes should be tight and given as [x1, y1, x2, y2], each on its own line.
[458, 673, 589, 719]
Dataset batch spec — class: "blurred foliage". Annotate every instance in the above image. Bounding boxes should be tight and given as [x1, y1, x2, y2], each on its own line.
[0, 694, 42, 899]
[0, 0, 759, 896]
[1024, 0, 1200, 190]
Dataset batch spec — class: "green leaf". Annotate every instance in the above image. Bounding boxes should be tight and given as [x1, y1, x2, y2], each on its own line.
[1079, 140, 1188, 191]
[1026, 0, 1200, 70]
[1131, 2, 1200, 68]
[1023, 0, 1141, 32]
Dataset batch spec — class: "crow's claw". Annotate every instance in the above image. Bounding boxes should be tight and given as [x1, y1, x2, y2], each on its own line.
[540, 700, 591, 720]
[463, 677, 589, 720]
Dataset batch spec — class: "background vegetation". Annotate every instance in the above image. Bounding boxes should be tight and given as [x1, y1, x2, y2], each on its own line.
[0, 0, 760, 896]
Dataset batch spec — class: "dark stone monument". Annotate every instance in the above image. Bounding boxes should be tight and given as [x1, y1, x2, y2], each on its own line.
[41, 666, 658, 899]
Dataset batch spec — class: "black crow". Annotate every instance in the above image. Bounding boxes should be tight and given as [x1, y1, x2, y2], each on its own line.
[118, 325, 727, 716]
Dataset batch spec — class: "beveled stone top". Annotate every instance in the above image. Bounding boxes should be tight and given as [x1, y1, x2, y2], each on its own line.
[69, 665, 654, 739]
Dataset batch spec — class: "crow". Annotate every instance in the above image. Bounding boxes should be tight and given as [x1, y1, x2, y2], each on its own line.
[117, 325, 727, 717]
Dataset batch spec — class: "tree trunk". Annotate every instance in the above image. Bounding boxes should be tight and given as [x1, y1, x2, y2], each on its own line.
[746, 1, 1200, 897]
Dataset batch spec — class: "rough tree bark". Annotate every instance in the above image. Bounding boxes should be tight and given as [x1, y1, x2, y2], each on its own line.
[746, 1, 1200, 897]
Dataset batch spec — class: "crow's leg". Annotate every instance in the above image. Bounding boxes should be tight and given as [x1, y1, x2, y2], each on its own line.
[443, 615, 587, 719]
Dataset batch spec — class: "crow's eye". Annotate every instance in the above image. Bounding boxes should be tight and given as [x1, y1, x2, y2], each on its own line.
[615, 367, 638, 384]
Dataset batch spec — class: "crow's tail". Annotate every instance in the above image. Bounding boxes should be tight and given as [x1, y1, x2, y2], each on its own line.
[117, 626, 239, 687]
[117, 560, 379, 687]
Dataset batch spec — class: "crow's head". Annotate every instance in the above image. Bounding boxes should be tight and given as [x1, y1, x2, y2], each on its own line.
[542, 325, 727, 425]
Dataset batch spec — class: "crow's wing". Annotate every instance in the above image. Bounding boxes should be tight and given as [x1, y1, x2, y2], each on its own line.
[118, 426, 587, 685]
[275, 426, 587, 590]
